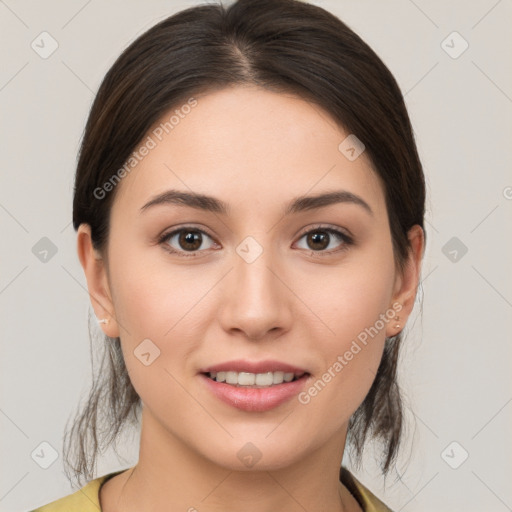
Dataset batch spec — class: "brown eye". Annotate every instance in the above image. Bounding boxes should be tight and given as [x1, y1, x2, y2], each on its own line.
[306, 231, 330, 251]
[178, 230, 203, 251]
[295, 226, 353, 256]
[160, 228, 216, 256]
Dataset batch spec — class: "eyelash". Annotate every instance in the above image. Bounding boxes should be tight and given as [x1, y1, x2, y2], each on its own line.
[157, 224, 354, 259]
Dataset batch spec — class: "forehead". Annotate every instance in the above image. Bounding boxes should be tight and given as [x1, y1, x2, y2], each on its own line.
[113, 85, 386, 218]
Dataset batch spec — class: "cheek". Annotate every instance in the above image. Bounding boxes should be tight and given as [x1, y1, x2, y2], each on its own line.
[108, 243, 198, 336]
[297, 239, 395, 345]
[295, 244, 395, 416]
[109, 254, 201, 412]
[108, 247, 208, 384]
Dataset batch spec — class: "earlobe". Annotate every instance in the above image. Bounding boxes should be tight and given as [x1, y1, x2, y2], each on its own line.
[76, 224, 120, 338]
[386, 225, 425, 338]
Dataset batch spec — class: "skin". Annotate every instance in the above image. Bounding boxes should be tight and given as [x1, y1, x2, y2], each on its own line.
[78, 85, 424, 512]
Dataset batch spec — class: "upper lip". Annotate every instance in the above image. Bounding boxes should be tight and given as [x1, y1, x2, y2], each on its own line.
[199, 359, 309, 375]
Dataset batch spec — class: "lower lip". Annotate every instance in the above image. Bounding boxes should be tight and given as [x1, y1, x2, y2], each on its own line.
[199, 373, 310, 412]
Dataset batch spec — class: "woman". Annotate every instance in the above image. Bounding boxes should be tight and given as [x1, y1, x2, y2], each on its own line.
[31, 0, 426, 510]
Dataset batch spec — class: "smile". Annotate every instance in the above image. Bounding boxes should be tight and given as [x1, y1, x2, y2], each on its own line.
[206, 370, 306, 387]
[199, 372, 310, 412]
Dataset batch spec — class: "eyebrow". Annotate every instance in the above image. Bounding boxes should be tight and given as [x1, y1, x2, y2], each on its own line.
[140, 189, 373, 217]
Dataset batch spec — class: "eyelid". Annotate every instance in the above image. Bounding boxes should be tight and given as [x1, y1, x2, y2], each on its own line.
[295, 223, 353, 241]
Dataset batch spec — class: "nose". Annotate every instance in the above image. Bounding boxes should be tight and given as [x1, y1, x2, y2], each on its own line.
[217, 244, 293, 341]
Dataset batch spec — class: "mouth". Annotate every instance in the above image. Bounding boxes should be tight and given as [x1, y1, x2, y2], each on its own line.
[198, 367, 311, 412]
[198, 360, 311, 411]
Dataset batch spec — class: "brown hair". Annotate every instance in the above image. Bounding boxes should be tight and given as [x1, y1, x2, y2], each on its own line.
[65, 0, 426, 488]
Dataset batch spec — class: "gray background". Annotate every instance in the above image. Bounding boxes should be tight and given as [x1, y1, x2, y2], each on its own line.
[1, 1, 511, 511]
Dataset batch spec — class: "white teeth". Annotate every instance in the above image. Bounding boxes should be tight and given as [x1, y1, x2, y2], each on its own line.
[273, 371, 284, 384]
[239, 372, 255, 385]
[207, 370, 303, 387]
[225, 371, 237, 384]
[255, 372, 273, 386]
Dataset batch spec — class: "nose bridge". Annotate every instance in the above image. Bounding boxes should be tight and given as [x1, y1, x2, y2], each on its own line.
[218, 234, 291, 339]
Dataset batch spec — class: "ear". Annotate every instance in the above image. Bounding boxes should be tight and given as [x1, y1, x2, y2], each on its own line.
[76, 223, 120, 338]
[386, 224, 425, 338]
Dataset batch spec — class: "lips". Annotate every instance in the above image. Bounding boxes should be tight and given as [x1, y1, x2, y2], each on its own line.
[198, 359, 311, 412]
[199, 359, 309, 375]
[199, 372, 310, 412]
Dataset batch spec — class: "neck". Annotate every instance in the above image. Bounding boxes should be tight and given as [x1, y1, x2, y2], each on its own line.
[102, 407, 361, 512]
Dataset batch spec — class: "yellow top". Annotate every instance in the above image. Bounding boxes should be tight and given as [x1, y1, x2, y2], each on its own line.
[29, 466, 394, 512]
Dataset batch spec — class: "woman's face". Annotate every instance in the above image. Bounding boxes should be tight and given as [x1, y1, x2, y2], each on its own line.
[80, 85, 422, 470]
